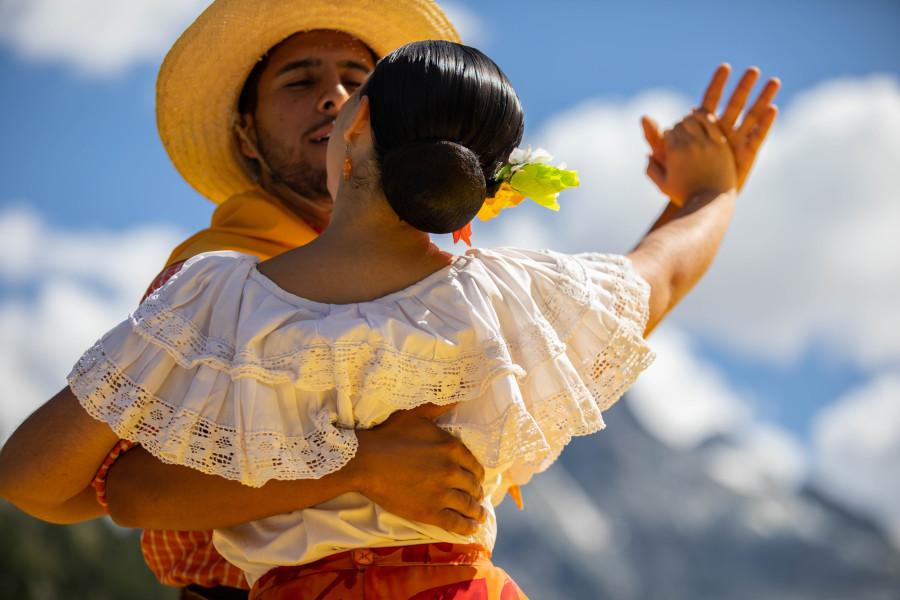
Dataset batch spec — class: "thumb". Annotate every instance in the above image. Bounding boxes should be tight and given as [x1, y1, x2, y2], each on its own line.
[646, 156, 666, 189]
[641, 116, 665, 158]
[402, 402, 458, 421]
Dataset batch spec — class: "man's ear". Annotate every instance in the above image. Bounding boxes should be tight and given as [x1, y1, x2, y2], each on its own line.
[343, 96, 371, 143]
[235, 113, 260, 160]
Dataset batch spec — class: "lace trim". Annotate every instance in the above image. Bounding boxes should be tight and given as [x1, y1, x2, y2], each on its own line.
[533, 252, 648, 346]
[501, 314, 566, 372]
[129, 253, 644, 403]
[607, 255, 651, 341]
[69, 343, 357, 487]
[133, 295, 526, 408]
[538, 253, 594, 341]
[453, 311, 654, 486]
[68, 251, 652, 488]
[583, 323, 655, 412]
[445, 377, 603, 472]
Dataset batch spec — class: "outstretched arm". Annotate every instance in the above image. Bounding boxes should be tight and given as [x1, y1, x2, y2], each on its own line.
[629, 66, 780, 335]
[628, 111, 740, 335]
[106, 402, 487, 534]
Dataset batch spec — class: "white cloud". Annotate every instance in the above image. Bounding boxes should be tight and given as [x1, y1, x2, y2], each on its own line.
[627, 325, 751, 450]
[811, 373, 900, 546]
[0, 0, 211, 76]
[0, 204, 42, 279]
[500, 89, 690, 256]
[0, 206, 183, 439]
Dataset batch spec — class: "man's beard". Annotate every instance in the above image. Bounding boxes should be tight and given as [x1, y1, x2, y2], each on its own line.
[256, 132, 330, 201]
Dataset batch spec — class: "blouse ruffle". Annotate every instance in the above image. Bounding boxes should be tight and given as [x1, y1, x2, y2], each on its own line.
[69, 248, 654, 493]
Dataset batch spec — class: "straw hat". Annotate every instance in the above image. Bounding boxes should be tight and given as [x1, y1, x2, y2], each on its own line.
[157, 0, 460, 205]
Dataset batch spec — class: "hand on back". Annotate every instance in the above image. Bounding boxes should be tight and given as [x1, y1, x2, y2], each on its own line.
[349, 402, 488, 536]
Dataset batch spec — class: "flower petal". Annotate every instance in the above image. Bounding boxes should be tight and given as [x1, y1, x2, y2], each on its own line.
[452, 222, 473, 246]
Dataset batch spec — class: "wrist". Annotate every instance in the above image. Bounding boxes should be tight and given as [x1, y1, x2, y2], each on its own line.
[340, 429, 371, 496]
[680, 187, 736, 210]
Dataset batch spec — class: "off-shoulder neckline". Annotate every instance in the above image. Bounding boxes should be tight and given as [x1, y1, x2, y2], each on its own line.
[246, 254, 475, 310]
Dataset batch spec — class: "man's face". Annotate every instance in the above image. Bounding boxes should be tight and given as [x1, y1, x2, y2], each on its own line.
[241, 30, 375, 222]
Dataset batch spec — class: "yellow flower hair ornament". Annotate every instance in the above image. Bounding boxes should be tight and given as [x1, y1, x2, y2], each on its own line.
[453, 146, 580, 246]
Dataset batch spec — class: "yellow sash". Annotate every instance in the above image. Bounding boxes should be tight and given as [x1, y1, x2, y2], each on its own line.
[165, 190, 320, 267]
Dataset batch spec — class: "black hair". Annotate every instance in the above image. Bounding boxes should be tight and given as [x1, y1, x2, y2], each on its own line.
[363, 40, 524, 234]
[238, 52, 271, 116]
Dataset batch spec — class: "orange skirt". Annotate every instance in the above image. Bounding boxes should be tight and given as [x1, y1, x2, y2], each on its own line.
[249, 543, 528, 600]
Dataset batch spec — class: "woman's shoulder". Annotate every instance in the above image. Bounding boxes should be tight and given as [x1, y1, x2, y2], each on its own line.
[461, 246, 639, 289]
[465, 246, 632, 269]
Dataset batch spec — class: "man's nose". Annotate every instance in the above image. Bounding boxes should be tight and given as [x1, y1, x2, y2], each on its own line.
[318, 80, 350, 114]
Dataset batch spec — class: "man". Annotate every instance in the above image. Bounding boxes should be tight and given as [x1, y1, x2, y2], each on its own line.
[0, 1, 487, 598]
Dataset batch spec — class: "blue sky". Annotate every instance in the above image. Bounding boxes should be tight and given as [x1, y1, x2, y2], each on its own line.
[1, 0, 899, 542]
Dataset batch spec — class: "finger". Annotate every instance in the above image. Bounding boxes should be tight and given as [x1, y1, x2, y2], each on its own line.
[672, 121, 693, 144]
[720, 66, 760, 130]
[746, 105, 778, 155]
[403, 402, 458, 421]
[438, 507, 481, 536]
[454, 444, 485, 487]
[641, 116, 665, 159]
[738, 77, 781, 139]
[682, 115, 707, 139]
[447, 487, 488, 523]
[646, 157, 666, 188]
[700, 63, 731, 114]
[693, 109, 726, 143]
[662, 127, 679, 149]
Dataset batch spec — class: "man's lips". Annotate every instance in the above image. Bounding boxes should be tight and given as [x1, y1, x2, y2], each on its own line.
[309, 122, 334, 144]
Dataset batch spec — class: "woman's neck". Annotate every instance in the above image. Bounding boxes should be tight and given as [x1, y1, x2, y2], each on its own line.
[258, 195, 457, 304]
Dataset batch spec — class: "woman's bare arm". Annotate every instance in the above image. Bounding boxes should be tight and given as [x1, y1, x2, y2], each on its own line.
[628, 111, 741, 335]
[633, 65, 779, 334]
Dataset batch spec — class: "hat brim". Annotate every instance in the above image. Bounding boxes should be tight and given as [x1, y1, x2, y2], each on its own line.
[157, 0, 460, 204]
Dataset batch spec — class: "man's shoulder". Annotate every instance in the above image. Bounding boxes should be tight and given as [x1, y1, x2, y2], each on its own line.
[142, 260, 188, 302]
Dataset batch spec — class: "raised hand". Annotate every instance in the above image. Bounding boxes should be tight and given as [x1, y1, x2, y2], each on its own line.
[700, 64, 780, 189]
[643, 64, 780, 201]
[655, 111, 737, 206]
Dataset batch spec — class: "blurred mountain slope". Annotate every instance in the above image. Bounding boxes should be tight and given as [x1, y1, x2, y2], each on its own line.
[492, 398, 900, 600]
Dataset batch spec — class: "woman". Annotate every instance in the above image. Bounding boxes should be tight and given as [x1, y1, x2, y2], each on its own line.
[66, 41, 758, 598]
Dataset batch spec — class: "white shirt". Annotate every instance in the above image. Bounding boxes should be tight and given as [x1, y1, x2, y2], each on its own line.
[70, 248, 654, 584]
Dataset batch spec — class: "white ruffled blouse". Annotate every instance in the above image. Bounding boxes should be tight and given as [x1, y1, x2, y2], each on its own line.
[69, 248, 654, 584]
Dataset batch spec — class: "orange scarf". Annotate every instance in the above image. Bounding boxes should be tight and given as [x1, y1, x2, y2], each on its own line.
[164, 189, 321, 268]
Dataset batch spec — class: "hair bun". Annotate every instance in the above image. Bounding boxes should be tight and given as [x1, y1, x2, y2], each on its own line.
[381, 139, 486, 234]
